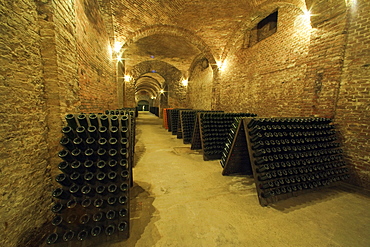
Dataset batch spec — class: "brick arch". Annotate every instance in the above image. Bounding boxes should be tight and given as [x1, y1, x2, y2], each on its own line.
[119, 24, 217, 66]
[221, 0, 307, 60]
[130, 60, 182, 88]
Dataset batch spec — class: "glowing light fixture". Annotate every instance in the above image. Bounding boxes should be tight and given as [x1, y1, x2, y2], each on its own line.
[181, 79, 188, 86]
[117, 56, 122, 62]
[124, 75, 131, 82]
[159, 89, 164, 94]
[217, 59, 227, 72]
[113, 42, 122, 53]
[303, 10, 311, 21]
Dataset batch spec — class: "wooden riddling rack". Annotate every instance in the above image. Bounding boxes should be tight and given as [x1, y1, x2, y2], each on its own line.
[178, 110, 222, 144]
[221, 117, 350, 206]
[191, 112, 257, 161]
[162, 108, 173, 130]
[46, 109, 136, 245]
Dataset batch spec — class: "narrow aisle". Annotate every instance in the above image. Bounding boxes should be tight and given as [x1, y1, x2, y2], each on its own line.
[107, 111, 370, 247]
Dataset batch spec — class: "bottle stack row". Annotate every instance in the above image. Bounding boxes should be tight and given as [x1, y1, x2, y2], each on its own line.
[45, 112, 133, 245]
[149, 107, 159, 117]
[179, 110, 224, 144]
[221, 117, 350, 206]
[196, 112, 257, 160]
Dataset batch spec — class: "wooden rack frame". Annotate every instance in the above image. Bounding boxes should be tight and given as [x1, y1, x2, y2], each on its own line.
[222, 117, 350, 206]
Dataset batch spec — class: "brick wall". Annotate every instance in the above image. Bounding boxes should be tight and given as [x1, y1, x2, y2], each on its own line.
[0, 1, 52, 246]
[215, 5, 311, 116]
[187, 58, 214, 110]
[0, 0, 118, 246]
[335, 0, 370, 188]
[76, 0, 118, 113]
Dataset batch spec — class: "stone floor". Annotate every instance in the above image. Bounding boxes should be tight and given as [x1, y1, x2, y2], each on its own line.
[98, 111, 370, 247]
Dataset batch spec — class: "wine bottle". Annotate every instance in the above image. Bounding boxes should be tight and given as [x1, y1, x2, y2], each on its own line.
[58, 161, 73, 174]
[71, 160, 84, 173]
[51, 202, 64, 214]
[70, 172, 84, 184]
[92, 211, 104, 222]
[107, 197, 117, 206]
[55, 173, 72, 187]
[62, 230, 75, 242]
[95, 185, 106, 196]
[91, 226, 102, 237]
[110, 126, 120, 139]
[77, 229, 89, 241]
[77, 114, 89, 128]
[79, 214, 90, 225]
[81, 198, 92, 209]
[69, 183, 82, 197]
[118, 221, 128, 232]
[110, 115, 119, 127]
[93, 198, 105, 209]
[52, 188, 70, 200]
[118, 196, 128, 205]
[119, 183, 128, 193]
[76, 126, 88, 139]
[119, 208, 128, 218]
[59, 136, 75, 150]
[98, 126, 110, 139]
[81, 185, 95, 197]
[45, 233, 60, 245]
[58, 149, 74, 163]
[65, 114, 78, 129]
[108, 160, 118, 170]
[105, 224, 116, 236]
[88, 113, 99, 127]
[86, 137, 98, 150]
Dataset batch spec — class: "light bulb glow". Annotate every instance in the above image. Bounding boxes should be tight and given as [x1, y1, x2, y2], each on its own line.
[181, 79, 188, 86]
[113, 42, 122, 52]
[160, 89, 164, 94]
[124, 75, 131, 82]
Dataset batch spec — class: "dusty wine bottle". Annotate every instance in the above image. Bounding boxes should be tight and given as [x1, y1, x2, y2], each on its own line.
[88, 113, 99, 127]
[55, 173, 72, 187]
[91, 226, 102, 237]
[105, 224, 116, 236]
[77, 114, 89, 128]
[65, 114, 78, 129]
[77, 229, 89, 241]
[58, 149, 74, 163]
[60, 136, 75, 150]
[99, 114, 109, 127]
[52, 188, 70, 200]
[63, 230, 75, 242]
[76, 126, 88, 139]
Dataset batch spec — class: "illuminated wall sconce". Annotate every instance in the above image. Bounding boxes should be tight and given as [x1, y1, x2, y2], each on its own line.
[151, 96, 156, 99]
[124, 75, 131, 82]
[159, 89, 164, 94]
[117, 56, 123, 62]
[181, 79, 188, 86]
[114, 42, 122, 53]
[216, 60, 227, 71]
[302, 10, 311, 22]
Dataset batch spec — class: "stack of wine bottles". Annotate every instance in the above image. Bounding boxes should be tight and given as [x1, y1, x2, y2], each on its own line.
[221, 117, 253, 176]
[46, 113, 132, 245]
[149, 107, 159, 116]
[162, 108, 173, 130]
[222, 117, 350, 206]
[170, 108, 191, 136]
[199, 113, 257, 160]
[180, 110, 198, 144]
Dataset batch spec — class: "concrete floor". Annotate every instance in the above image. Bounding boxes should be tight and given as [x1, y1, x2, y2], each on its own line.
[103, 111, 370, 247]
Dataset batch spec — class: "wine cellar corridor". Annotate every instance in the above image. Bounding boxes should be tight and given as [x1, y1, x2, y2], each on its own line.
[1, 0, 370, 246]
[123, 111, 370, 247]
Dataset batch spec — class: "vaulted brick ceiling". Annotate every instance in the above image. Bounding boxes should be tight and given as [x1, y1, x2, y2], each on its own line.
[111, 0, 307, 94]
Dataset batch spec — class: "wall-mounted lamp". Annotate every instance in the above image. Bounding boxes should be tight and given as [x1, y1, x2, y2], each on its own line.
[216, 60, 227, 72]
[151, 96, 156, 99]
[181, 79, 188, 86]
[117, 56, 123, 62]
[302, 10, 312, 21]
[124, 75, 131, 82]
[159, 89, 164, 94]
[113, 42, 122, 53]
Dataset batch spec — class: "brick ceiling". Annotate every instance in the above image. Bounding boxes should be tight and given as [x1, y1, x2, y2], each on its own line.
[109, 0, 307, 94]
